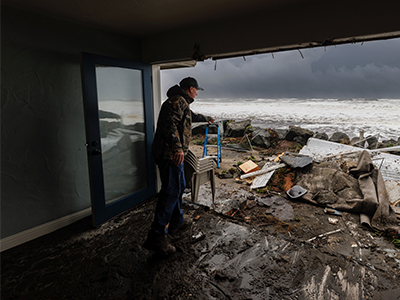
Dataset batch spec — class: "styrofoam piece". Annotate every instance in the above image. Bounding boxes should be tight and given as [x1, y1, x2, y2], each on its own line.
[250, 169, 275, 190]
[300, 138, 400, 182]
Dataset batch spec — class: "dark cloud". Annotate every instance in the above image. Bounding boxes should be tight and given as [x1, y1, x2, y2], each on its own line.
[161, 38, 400, 99]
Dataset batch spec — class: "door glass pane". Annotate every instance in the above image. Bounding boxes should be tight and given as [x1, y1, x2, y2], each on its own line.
[95, 65, 148, 205]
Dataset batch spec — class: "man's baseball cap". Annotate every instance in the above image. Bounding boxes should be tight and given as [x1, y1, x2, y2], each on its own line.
[179, 77, 204, 91]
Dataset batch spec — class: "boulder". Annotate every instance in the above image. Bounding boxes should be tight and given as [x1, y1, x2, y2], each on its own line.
[99, 119, 120, 138]
[366, 135, 378, 149]
[192, 120, 226, 136]
[293, 136, 308, 145]
[99, 110, 121, 119]
[125, 122, 145, 133]
[329, 132, 350, 144]
[350, 137, 366, 148]
[251, 127, 271, 148]
[274, 129, 288, 140]
[313, 132, 329, 141]
[220, 119, 231, 133]
[385, 139, 399, 146]
[379, 139, 400, 155]
[378, 139, 399, 149]
[225, 119, 252, 137]
[192, 122, 209, 135]
[285, 126, 314, 145]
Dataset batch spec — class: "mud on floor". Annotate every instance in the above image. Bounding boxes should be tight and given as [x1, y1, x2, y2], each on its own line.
[2, 194, 400, 300]
[2, 143, 400, 299]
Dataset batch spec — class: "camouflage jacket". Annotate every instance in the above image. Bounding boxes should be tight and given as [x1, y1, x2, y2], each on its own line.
[151, 85, 211, 161]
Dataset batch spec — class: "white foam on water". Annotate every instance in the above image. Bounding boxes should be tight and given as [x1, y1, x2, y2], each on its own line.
[99, 99, 145, 125]
[192, 98, 400, 140]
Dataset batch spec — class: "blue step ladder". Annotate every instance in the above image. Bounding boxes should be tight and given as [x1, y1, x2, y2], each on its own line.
[202, 123, 222, 168]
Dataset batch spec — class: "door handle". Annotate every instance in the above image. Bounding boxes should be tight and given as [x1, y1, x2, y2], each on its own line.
[91, 149, 101, 155]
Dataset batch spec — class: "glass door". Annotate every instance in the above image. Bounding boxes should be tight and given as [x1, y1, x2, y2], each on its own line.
[81, 53, 156, 226]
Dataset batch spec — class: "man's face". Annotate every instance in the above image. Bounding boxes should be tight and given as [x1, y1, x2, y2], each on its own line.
[187, 86, 198, 99]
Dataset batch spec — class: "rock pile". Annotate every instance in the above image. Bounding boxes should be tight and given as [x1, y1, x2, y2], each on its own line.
[192, 119, 400, 152]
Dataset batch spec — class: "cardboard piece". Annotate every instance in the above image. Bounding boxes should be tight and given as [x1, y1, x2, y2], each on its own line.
[239, 160, 259, 174]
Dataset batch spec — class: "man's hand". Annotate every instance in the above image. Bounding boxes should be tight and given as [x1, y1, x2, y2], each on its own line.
[172, 151, 184, 166]
[208, 117, 215, 124]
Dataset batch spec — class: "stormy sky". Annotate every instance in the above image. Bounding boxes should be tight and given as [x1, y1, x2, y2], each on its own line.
[161, 38, 400, 100]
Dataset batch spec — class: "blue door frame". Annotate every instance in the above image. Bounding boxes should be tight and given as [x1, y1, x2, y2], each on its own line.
[81, 52, 156, 226]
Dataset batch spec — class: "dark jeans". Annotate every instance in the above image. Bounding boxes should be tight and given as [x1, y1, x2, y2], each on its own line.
[150, 159, 186, 236]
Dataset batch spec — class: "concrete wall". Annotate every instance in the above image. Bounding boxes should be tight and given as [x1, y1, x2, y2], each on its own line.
[1, 6, 142, 239]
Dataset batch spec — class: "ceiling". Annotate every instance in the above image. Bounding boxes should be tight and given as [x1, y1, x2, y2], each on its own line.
[1, 0, 300, 37]
[3, 0, 400, 64]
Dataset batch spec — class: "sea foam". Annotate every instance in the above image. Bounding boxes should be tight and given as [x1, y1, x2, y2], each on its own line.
[191, 98, 400, 141]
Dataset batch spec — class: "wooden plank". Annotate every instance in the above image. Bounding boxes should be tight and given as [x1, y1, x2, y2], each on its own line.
[239, 160, 259, 174]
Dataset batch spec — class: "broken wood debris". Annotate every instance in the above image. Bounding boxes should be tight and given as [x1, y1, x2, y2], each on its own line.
[273, 152, 285, 162]
[306, 228, 342, 243]
[240, 163, 285, 179]
[324, 208, 342, 216]
[238, 160, 259, 174]
[328, 217, 339, 224]
[240, 152, 313, 190]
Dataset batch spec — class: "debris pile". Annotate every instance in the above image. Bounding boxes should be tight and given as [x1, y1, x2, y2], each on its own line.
[226, 139, 400, 231]
[3, 126, 400, 300]
[190, 129, 400, 249]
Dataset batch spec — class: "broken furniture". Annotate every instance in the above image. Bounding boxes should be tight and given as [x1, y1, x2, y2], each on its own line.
[202, 123, 222, 168]
[185, 149, 216, 203]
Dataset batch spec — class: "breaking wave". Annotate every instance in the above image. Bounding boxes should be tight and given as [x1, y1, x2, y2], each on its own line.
[192, 98, 400, 141]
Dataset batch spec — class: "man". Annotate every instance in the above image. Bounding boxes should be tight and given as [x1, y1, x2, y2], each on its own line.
[143, 77, 214, 255]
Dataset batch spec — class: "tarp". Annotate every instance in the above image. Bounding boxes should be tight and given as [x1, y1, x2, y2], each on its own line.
[295, 150, 398, 231]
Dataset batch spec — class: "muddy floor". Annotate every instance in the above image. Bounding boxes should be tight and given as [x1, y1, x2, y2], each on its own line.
[2, 142, 400, 300]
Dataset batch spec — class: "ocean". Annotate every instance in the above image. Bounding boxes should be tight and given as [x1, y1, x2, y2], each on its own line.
[191, 98, 400, 142]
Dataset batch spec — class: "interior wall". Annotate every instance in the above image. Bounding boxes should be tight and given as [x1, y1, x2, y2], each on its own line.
[1, 6, 142, 239]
